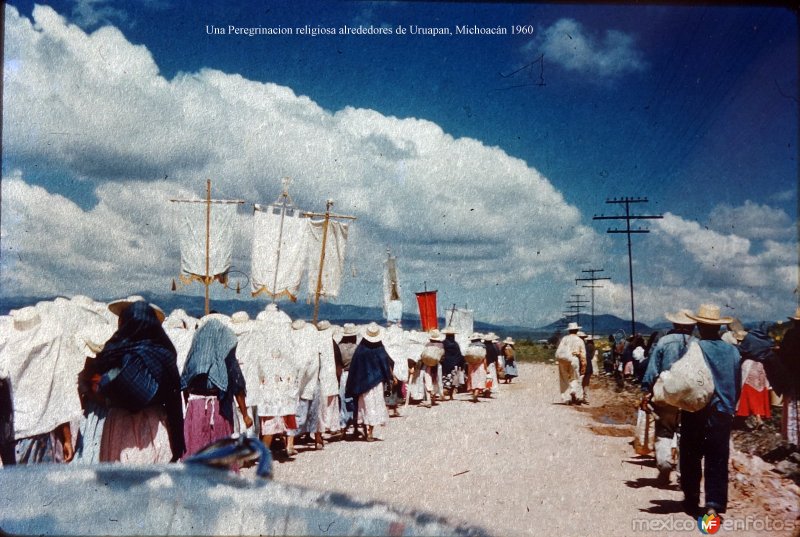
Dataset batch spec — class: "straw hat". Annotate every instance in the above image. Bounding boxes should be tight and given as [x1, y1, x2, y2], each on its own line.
[342, 323, 358, 336]
[442, 326, 457, 335]
[665, 309, 696, 325]
[292, 319, 306, 330]
[108, 295, 166, 323]
[469, 332, 483, 341]
[428, 329, 444, 342]
[686, 304, 733, 325]
[567, 322, 581, 332]
[577, 331, 587, 338]
[485, 332, 499, 342]
[789, 307, 800, 321]
[231, 311, 250, 324]
[316, 320, 331, 331]
[364, 322, 383, 343]
[503, 337, 515, 346]
[11, 307, 41, 331]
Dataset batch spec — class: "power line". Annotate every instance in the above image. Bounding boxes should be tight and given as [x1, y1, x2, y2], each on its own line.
[593, 197, 663, 335]
[575, 268, 611, 338]
[565, 294, 589, 329]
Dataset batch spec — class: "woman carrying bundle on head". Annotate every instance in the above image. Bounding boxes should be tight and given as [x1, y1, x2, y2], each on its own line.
[464, 333, 488, 403]
[501, 337, 518, 383]
[419, 329, 445, 407]
[180, 315, 252, 460]
[345, 323, 394, 442]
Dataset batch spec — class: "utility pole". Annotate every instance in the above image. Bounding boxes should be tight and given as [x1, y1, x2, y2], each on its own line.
[575, 268, 611, 338]
[593, 198, 662, 336]
[566, 294, 589, 329]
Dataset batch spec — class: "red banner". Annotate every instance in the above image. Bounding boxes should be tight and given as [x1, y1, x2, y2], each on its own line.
[415, 290, 438, 332]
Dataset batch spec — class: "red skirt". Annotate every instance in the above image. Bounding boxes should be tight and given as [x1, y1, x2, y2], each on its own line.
[736, 384, 771, 418]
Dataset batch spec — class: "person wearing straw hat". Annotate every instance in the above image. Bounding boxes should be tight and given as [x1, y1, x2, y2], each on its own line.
[419, 329, 445, 408]
[441, 326, 466, 399]
[345, 323, 393, 442]
[334, 323, 359, 438]
[678, 304, 741, 519]
[500, 337, 518, 384]
[640, 309, 696, 485]
[555, 322, 586, 405]
[91, 300, 185, 463]
[464, 333, 488, 403]
[776, 307, 800, 446]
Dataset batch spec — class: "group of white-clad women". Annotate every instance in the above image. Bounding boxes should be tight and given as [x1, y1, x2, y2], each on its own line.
[0, 294, 520, 466]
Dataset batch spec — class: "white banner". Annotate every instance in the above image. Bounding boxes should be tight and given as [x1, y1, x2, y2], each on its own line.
[251, 206, 309, 301]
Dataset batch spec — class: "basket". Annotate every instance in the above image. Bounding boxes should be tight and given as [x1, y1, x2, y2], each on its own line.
[420, 346, 444, 367]
[464, 344, 486, 365]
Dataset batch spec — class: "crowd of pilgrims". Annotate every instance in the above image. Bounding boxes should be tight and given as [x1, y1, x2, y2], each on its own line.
[0, 295, 519, 466]
[554, 304, 800, 520]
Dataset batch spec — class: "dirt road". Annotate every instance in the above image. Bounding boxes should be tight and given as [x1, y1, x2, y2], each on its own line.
[258, 362, 797, 537]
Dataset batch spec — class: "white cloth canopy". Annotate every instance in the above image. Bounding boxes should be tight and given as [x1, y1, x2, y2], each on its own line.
[315, 327, 339, 397]
[238, 322, 299, 417]
[1, 318, 83, 439]
[306, 219, 349, 300]
[175, 200, 238, 280]
[446, 308, 474, 337]
[382, 325, 409, 380]
[251, 206, 310, 301]
[291, 325, 321, 401]
[165, 326, 196, 376]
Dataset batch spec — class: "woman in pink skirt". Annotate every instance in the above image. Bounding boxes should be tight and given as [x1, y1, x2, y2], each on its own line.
[180, 316, 252, 460]
[345, 323, 393, 441]
[90, 300, 185, 463]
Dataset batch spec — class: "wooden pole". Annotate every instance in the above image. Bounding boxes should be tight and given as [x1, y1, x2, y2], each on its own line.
[313, 199, 334, 325]
[205, 178, 211, 316]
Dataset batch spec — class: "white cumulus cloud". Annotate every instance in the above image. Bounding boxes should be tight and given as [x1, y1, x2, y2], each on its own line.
[1, 5, 606, 324]
[529, 18, 647, 80]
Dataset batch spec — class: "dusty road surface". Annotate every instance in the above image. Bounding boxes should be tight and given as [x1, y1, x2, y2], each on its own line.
[255, 363, 798, 537]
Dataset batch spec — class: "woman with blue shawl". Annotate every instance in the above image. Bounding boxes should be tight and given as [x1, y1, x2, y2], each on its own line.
[180, 316, 252, 459]
[345, 323, 393, 442]
[86, 300, 185, 463]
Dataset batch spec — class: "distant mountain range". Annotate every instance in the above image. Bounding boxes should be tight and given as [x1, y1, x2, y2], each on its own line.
[1, 293, 663, 340]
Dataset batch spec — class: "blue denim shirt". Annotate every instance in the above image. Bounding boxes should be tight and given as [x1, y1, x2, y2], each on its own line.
[698, 338, 742, 416]
[641, 332, 695, 393]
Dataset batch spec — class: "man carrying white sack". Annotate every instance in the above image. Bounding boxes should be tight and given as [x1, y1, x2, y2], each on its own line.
[640, 309, 697, 485]
[555, 322, 586, 405]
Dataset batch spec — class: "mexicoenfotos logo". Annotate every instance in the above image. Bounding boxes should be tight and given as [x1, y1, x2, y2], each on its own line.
[697, 513, 721, 534]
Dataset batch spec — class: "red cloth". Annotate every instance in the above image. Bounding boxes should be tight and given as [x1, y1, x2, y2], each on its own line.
[415, 291, 438, 331]
[736, 384, 772, 418]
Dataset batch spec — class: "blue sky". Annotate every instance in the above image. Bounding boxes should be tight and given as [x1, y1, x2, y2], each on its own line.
[2, 1, 798, 327]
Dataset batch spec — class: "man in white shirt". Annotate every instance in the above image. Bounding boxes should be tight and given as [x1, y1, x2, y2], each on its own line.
[555, 322, 586, 405]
